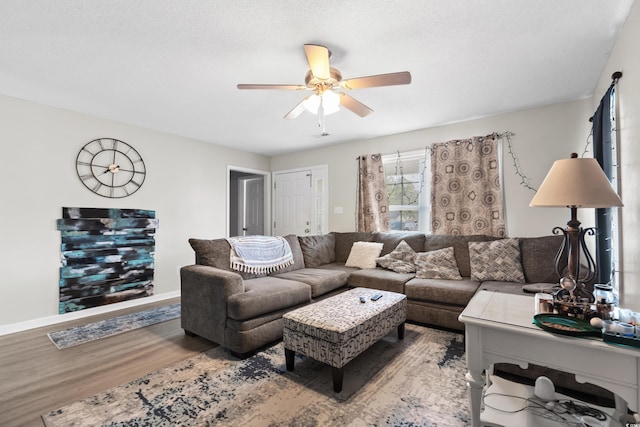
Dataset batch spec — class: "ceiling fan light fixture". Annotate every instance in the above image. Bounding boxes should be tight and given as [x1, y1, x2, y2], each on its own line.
[303, 90, 340, 115]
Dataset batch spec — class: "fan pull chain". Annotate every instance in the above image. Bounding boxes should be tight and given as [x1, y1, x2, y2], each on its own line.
[318, 97, 328, 136]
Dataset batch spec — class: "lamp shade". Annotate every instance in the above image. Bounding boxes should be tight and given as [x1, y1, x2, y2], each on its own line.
[303, 90, 340, 115]
[530, 155, 623, 208]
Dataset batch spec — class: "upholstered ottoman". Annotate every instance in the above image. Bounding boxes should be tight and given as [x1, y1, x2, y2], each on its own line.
[283, 287, 407, 392]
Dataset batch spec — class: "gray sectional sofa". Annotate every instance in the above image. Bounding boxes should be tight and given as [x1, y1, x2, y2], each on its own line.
[181, 232, 563, 357]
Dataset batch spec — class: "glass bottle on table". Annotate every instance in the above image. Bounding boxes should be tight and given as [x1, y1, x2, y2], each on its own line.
[593, 284, 615, 320]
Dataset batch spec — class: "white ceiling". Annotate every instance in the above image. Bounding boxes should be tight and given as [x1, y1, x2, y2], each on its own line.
[0, 1, 634, 156]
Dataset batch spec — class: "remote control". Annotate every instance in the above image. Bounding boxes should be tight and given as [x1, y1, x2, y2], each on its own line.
[359, 296, 366, 303]
[371, 294, 383, 301]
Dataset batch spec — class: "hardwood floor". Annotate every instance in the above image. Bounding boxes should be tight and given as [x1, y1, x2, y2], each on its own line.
[0, 297, 215, 427]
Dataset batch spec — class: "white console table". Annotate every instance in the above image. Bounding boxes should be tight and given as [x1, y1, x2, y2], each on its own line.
[459, 291, 640, 427]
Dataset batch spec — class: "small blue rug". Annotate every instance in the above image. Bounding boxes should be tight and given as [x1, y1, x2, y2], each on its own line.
[47, 303, 181, 349]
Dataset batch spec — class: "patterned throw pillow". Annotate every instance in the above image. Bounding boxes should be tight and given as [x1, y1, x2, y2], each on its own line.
[414, 247, 462, 280]
[345, 242, 384, 269]
[468, 238, 525, 283]
[376, 240, 417, 273]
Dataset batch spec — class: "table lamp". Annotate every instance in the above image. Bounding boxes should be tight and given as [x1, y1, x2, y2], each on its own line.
[530, 153, 623, 301]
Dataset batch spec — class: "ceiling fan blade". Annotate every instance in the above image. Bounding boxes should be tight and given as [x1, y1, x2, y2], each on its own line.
[304, 44, 330, 80]
[339, 93, 373, 117]
[341, 71, 411, 90]
[283, 96, 311, 120]
[237, 84, 307, 90]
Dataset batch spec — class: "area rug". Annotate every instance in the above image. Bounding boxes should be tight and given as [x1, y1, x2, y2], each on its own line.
[47, 303, 181, 349]
[42, 323, 470, 426]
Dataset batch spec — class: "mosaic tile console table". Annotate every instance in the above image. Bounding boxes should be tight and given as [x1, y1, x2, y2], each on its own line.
[283, 287, 407, 392]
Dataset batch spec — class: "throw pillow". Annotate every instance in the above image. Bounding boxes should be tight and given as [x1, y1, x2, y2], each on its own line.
[298, 233, 336, 268]
[469, 238, 525, 283]
[345, 241, 384, 269]
[414, 247, 463, 280]
[376, 240, 417, 273]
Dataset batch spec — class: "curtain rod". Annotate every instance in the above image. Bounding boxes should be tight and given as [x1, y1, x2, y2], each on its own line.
[588, 71, 622, 123]
[611, 71, 623, 86]
[363, 131, 517, 160]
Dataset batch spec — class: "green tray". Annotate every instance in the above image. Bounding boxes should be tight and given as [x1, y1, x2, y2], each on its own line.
[533, 314, 602, 338]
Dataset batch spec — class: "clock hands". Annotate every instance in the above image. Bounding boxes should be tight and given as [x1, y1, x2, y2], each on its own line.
[100, 164, 121, 174]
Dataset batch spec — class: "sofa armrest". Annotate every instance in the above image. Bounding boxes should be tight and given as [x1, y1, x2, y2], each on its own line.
[180, 264, 244, 346]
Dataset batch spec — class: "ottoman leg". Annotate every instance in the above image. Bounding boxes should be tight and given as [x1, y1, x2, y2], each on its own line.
[332, 367, 344, 393]
[285, 348, 295, 371]
[398, 322, 405, 340]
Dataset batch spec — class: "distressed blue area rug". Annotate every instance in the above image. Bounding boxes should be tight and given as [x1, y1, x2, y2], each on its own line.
[42, 323, 470, 426]
[47, 303, 181, 349]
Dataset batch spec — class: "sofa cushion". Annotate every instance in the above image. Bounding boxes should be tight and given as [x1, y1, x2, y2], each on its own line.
[376, 240, 417, 273]
[423, 234, 494, 278]
[276, 234, 306, 273]
[519, 235, 564, 284]
[373, 232, 426, 256]
[317, 262, 361, 274]
[298, 233, 336, 268]
[334, 232, 375, 263]
[469, 238, 525, 283]
[227, 277, 311, 320]
[345, 241, 384, 268]
[415, 247, 462, 280]
[347, 268, 414, 294]
[405, 277, 480, 306]
[189, 238, 232, 270]
[272, 268, 348, 298]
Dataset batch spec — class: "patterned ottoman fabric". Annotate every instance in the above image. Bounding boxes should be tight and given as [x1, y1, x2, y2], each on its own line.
[283, 288, 407, 369]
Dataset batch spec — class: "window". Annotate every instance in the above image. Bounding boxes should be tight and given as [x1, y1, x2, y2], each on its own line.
[382, 150, 430, 233]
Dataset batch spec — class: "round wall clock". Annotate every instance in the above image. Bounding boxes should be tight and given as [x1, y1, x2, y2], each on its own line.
[76, 138, 146, 198]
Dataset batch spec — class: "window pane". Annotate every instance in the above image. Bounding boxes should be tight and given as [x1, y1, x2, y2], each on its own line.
[383, 153, 429, 233]
[389, 209, 419, 231]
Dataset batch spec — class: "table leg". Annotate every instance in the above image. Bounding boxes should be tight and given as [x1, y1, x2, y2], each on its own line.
[464, 324, 484, 427]
[398, 322, 405, 340]
[332, 367, 344, 393]
[285, 348, 295, 371]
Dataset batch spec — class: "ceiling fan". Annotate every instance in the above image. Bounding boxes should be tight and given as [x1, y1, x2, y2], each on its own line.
[237, 44, 411, 125]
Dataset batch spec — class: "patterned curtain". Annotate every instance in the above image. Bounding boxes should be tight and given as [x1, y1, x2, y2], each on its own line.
[431, 135, 505, 237]
[357, 154, 390, 232]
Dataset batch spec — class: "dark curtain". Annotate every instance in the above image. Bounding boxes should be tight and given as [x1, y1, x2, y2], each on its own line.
[592, 85, 614, 284]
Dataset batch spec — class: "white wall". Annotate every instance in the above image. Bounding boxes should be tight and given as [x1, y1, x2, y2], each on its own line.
[593, 0, 640, 309]
[0, 94, 269, 327]
[271, 99, 592, 238]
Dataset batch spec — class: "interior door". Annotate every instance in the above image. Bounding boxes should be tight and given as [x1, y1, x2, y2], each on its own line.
[242, 177, 264, 235]
[274, 170, 312, 236]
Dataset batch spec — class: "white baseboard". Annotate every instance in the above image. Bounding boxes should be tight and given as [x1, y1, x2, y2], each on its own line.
[0, 291, 181, 337]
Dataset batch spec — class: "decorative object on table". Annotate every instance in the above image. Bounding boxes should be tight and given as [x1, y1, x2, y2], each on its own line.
[593, 283, 616, 320]
[529, 153, 623, 304]
[76, 138, 146, 198]
[56, 207, 159, 313]
[534, 292, 554, 314]
[532, 314, 602, 338]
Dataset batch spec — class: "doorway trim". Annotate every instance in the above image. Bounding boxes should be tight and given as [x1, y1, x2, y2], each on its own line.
[227, 165, 271, 237]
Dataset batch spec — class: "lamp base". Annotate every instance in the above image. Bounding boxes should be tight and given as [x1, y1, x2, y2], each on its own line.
[552, 217, 597, 303]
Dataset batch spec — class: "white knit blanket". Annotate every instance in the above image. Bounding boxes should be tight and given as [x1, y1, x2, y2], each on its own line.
[226, 236, 294, 274]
